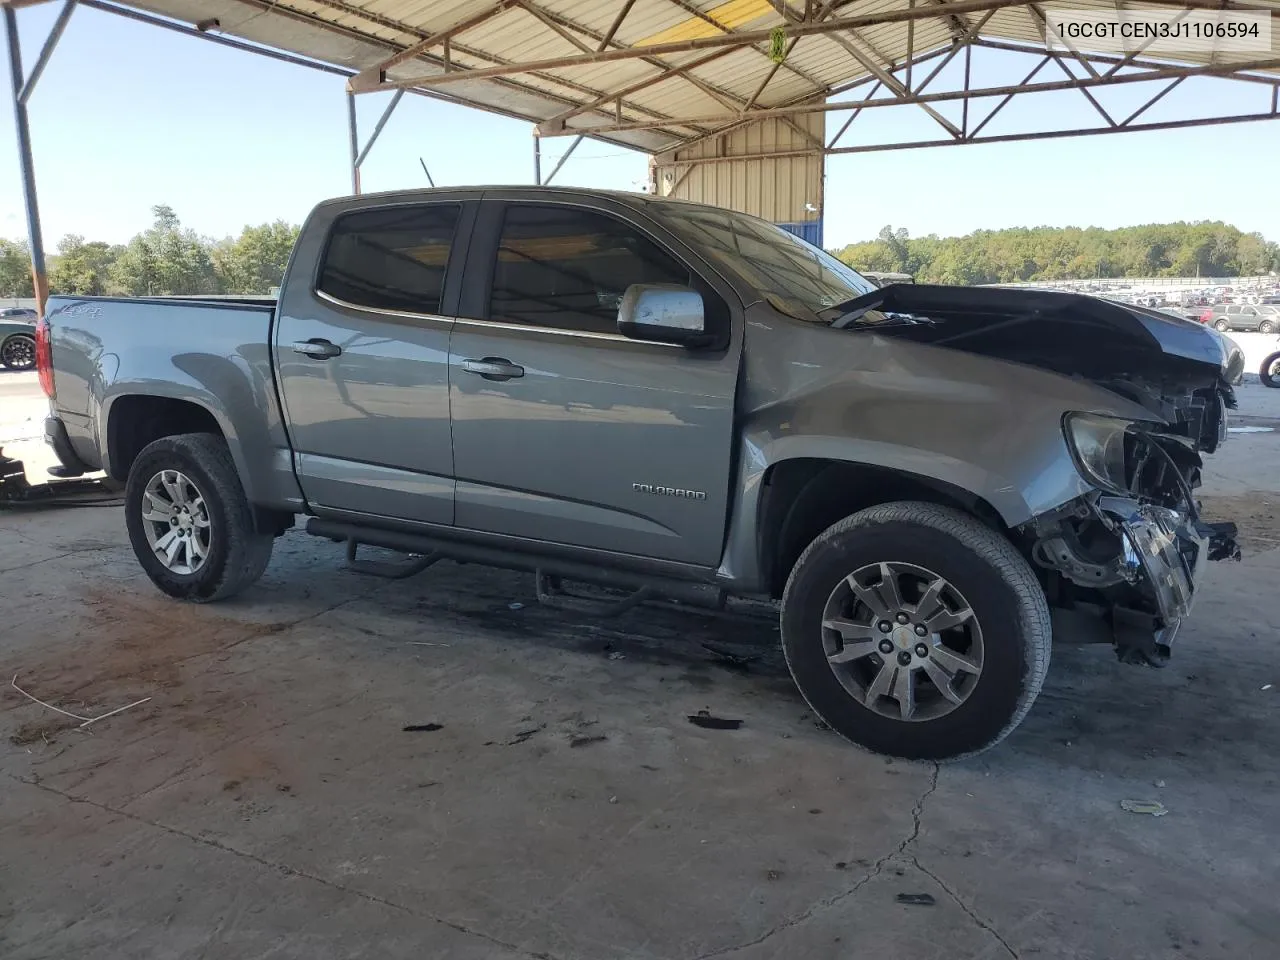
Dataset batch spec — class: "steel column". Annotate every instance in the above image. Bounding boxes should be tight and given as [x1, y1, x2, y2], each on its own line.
[347, 90, 360, 194]
[4, 5, 48, 313]
[533, 132, 542, 184]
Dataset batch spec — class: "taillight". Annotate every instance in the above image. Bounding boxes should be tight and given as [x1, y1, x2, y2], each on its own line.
[35, 316, 54, 397]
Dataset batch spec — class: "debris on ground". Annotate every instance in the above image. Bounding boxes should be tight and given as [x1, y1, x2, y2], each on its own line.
[896, 893, 936, 906]
[688, 710, 743, 731]
[569, 733, 607, 748]
[1263, 684, 1274, 691]
[10, 673, 151, 730]
[766, 869, 782, 881]
[607, 651, 626, 661]
[507, 725, 544, 745]
[1120, 799, 1169, 817]
[1154, 780, 1166, 789]
[402, 723, 444, 732]
[508, 602, 524, 610]
[700, 642, 761, 672]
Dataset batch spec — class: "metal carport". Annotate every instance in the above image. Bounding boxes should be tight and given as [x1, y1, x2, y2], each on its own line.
[5, 0, 1280, 308]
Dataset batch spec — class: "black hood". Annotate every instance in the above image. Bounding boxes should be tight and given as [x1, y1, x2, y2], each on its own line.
[830, 283, 1240, 452]
[832, 283, 1241, 377]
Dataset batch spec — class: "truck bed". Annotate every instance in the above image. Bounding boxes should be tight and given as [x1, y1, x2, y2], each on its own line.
[44, 294, 300, 510]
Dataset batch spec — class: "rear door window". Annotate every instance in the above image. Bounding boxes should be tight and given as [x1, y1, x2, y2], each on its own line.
[318, 204, 461, 315]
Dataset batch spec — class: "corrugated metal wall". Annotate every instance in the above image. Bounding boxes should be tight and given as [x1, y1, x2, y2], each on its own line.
[650, 114, 824, 240]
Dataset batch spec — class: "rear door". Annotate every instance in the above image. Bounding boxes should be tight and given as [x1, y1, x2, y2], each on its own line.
[446, 197, 742, 566]
[274, 196, 477, 524]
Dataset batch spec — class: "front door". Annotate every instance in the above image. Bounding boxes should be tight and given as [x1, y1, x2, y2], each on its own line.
[274, 198, 476, 524]
[447, 199, 741, 567]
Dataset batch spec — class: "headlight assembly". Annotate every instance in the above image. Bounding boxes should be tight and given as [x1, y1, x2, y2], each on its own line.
[1063, 413, 1145, 494]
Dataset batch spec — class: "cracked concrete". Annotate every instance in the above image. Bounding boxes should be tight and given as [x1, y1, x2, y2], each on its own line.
[2, 376, 1280, 959]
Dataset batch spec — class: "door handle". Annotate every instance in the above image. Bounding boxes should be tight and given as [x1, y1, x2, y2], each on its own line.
[293, 338, 343, 360]
[461, 357, 524, 381]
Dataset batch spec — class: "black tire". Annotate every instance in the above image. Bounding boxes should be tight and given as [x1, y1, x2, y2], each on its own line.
[1213, 319, 1230, 332]
[1261, 351, 1280, 389]
[780, 501, 1051, 760]
[0, 333, 35, 370]
[124, 433, 273, 602]
[1258, 320, 1275, 334]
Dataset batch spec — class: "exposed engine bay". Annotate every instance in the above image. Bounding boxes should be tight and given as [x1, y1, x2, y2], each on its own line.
[826, 283, 1245, 665]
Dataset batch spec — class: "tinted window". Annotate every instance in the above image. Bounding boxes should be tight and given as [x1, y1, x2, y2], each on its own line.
[489, 205, 689, 334]
[319, 204, 460, 314]
[654, 203, 874, 322]
[1226, 306, 1241, 314]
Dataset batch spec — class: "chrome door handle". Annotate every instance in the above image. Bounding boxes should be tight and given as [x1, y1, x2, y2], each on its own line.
[461, 357, 524, 381]
[292, 338, 342, 360]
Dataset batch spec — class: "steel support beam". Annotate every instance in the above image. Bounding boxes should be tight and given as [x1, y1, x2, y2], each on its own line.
[533, 133, 542, 185]
[368, 0, 1036, 92]
[542, 134, 583, 185]
[539, 55, 1280, 135]
[4, 3, 51, 312]
[18, 0, 74, 104]
[354, 88, 404, 168]
[657, 105, 1279, 166]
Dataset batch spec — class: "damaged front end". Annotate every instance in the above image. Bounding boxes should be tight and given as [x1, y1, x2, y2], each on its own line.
[826, 283, 1246, 664]
[1025, 419, 1239, 666]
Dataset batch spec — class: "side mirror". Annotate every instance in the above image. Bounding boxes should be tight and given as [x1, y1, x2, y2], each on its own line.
[617, 283, 709, 347]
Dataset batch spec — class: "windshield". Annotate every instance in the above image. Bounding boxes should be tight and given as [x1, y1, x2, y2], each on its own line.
[653, 203, 875, 322]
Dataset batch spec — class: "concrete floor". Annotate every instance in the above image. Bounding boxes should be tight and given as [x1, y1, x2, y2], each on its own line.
[2, 369, 1279, 959]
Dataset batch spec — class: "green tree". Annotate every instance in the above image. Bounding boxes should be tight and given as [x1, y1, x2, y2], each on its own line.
[108, 204, 219, 296]
[0, 238, 34, 298]
[830, 221, 1278, 284]
[212, 220, 299, 294]
[50, 235, 121, 295]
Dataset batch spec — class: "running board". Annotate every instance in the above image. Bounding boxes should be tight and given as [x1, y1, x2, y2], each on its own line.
[305, 517, 723, 608]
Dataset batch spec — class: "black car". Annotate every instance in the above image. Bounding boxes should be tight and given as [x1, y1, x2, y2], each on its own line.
[0, 307, 38, 370]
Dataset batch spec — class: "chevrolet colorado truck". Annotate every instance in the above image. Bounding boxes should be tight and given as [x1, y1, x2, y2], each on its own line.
[39, 187, 1243, 759]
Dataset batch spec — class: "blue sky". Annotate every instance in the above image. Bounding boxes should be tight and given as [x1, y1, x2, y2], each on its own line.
[1, 3, 1277, 251]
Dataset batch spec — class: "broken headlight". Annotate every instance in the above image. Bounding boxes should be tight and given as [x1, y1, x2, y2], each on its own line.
[1063, 413, 1147, 495]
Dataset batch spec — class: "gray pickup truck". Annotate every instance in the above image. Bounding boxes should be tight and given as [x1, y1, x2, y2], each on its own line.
[39, 186, 1243, 759]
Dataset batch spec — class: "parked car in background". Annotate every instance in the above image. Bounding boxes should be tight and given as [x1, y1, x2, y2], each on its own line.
[1199, 303, 1279, 333]
[0, 307, 38, 370]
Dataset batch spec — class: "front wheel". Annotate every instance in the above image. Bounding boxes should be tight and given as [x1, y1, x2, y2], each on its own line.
[0, 333, 35, 370]
[780, 502, 1051, 760]
[1261, 351, 1280, 388]
[124, 433, 273, 602]
[1213, 319, 1231, 332]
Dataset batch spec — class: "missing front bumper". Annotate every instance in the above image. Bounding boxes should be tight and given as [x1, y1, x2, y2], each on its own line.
[1099, 496, 1211, 623]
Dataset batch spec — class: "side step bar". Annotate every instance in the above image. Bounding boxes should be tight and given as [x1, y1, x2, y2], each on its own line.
[305, 517, 725, 608]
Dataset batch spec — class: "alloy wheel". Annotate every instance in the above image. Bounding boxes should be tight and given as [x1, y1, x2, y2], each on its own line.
[140, 469, 213, 574]
[821, 561, 984, 722]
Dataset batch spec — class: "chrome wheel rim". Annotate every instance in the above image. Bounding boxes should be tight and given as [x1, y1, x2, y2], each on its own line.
[2, 336, 34, 368]
[821, 561, 984, 723]
[141, 469, 212, 574]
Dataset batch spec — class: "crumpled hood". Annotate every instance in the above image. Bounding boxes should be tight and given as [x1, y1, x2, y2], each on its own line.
[836, 284, 1242, 377]
[830, 283, 1241, 452]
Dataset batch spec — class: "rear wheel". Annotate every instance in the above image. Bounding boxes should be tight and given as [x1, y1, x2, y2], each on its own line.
[0, 333, 35, 370]
[780, 502, 1051, 760]
[124, 433, 273, 602]
[1258, 320, 1276, 334]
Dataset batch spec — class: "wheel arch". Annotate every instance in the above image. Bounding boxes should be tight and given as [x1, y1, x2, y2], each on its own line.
[757, 458, 1009, 599]
[104, 394, 229, 483]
